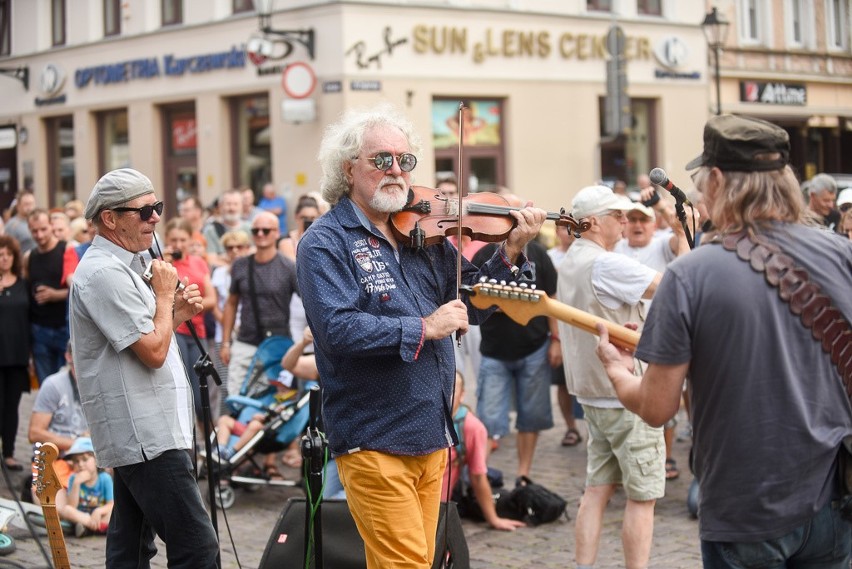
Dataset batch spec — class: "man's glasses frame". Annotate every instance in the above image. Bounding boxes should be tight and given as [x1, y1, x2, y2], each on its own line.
[111, 201, 164, 221]
[251, 227, 275, 236]
[359, 152, 417, 173]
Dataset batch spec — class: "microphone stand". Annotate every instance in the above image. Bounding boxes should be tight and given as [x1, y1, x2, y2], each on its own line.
[301, 385, 326, 569]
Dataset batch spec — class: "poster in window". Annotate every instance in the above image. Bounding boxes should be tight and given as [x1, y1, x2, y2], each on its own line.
[432, 100, 501, 149]
[172, 118, 197, 151]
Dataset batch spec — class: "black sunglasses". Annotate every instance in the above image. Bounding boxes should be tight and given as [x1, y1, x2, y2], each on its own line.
[360, 152, 417, 173]
[251, 227, 275, 236]
[840, 203, 851, 213]
[112, 201, 164, 221]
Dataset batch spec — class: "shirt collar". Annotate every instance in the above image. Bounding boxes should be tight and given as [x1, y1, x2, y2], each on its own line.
[91, 234, 136, 268]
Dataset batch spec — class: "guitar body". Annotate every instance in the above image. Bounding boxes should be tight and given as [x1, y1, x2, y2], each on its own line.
[34, 442, 72, 569]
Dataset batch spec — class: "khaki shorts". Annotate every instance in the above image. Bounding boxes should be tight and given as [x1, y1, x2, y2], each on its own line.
[582, 405, 665, 501]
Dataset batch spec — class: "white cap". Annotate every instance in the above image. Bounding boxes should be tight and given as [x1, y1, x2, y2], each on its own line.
[627, 202, 656, 220]
[571, 185, 634, 219]
[837, 188, 852, 208]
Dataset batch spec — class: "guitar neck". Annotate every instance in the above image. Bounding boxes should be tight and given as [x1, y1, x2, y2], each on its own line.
[41, 504, 71, 569]
[541, 296, 640, 351]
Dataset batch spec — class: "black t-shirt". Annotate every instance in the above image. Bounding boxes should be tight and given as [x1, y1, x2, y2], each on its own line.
[0, 278, 30, 366]
[472, 240, 557, 360]
[28, 240, 67, 328]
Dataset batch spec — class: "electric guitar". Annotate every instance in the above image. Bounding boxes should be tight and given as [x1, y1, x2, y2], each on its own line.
[463, 281, 640, 351]
[33, 442, 71, 569]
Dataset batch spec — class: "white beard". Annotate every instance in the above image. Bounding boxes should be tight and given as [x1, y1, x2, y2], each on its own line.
[369, 176, 408, 212]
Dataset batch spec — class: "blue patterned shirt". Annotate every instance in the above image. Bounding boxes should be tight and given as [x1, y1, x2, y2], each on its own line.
[297, 197, 530, 456]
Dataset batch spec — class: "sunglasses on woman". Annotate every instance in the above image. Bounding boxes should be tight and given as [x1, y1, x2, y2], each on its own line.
[111, 201, 164, 221]
[359, 152, 417, 173]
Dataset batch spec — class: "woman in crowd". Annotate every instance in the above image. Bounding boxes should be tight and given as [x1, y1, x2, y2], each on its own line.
[0, 235, 30, 471]
[163, 217, 218, 423]
[210, 230, 251, 403]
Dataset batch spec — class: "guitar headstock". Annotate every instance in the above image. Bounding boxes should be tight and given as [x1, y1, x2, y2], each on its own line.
[33, 442, 62, 506]
[463, 280, 547, 325]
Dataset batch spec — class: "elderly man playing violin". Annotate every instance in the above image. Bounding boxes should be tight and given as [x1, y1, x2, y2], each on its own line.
[296, 103, 546, 569]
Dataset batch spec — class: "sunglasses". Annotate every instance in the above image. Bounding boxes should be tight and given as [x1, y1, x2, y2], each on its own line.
[251, 227, 275, 236]
[840, 203, 851, 213]
[360, 152, 417, 173]
[112, 201, 164, 221]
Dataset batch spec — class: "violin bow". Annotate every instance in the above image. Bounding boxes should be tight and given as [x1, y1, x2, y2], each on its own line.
[455, 101, 467, 346]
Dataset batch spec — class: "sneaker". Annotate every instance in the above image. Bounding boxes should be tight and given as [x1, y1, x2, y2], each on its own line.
[75, 522, 93, 538]
[215, 445, 234, 463]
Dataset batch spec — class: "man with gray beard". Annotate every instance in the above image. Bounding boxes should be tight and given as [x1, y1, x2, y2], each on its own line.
[297, 104, 546, 569]
[203, 189, 252, 267]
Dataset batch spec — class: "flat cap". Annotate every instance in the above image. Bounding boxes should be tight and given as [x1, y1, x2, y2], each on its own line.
[685, 115, 789, 172]
[85, 168, 155, 220]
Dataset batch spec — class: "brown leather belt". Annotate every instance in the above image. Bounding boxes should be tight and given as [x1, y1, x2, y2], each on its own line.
[719, 231, 852, 394]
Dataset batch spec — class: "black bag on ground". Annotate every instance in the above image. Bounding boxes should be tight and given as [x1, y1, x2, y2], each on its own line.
[451, 466, 504, 521]
[496, 475, 569, 526]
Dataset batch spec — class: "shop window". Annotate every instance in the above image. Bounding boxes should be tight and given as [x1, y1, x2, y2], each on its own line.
[162, 104, 198, 214]
[231, 94, 271, 193]
[233, 0, 254, 14]
[104, 0, 120, 37]
[598, 98, 657, 191]
[51, 0, 65, 47]
[98, 109, 130, 174]
[162, 0, 182, 26]
[433, 99, 504, 192]
[637, 0, 661, 16]
[46, 115, 75, 207]
[0, 0, 10, 56]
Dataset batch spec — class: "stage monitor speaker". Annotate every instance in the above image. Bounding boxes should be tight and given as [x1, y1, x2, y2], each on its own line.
[259, 499, 469, 569]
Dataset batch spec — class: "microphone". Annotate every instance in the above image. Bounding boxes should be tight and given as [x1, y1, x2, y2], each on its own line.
[649, 168, 691, 206]
[143, 248, 186, 291]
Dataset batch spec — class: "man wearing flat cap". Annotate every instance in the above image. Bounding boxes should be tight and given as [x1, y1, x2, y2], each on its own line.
[70, 168, 218, 567]
[597, 115, 852, 567]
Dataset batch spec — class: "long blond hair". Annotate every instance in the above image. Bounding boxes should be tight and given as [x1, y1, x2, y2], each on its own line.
[695, 159, 807, 234]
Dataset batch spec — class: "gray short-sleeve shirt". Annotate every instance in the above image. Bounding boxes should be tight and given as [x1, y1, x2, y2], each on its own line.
[69, 236, 194, 468]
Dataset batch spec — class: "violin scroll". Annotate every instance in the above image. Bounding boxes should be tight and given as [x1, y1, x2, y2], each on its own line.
[555, 209, 591, 237]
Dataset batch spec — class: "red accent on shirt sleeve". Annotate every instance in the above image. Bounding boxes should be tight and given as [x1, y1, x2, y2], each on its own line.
[414, 318, 426, 360]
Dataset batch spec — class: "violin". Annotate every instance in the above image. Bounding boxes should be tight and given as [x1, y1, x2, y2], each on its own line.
[390, 185, 590, 249]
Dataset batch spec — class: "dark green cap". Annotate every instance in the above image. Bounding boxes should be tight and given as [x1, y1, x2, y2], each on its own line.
[685, 114, 790, 172]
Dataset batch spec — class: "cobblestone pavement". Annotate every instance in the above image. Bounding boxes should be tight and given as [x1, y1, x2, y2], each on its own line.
[1, 389, 702, 568]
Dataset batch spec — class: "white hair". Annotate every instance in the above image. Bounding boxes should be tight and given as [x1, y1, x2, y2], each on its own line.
[317, 103, 421, 205]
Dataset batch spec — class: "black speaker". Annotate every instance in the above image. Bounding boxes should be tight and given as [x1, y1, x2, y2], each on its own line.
[259, 499, 469, 569]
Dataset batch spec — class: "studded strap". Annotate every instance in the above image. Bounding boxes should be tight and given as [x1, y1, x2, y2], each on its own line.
[719, 231, 852, 396]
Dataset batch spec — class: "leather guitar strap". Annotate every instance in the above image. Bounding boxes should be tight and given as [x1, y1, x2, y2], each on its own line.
[717, 231, 852, 398]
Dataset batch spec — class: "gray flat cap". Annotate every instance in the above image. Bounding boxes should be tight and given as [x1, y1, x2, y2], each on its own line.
[85, 168, 155, 220]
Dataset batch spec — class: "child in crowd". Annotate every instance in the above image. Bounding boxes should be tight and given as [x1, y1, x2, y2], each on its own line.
[57, 437, 114, 538]
[444, 371, 526, 531]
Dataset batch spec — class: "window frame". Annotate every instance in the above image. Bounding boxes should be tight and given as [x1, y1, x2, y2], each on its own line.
[232, 0, 254, 14]
[738, 0, 768, 46]
[826, 0, 849, 51]
[51, 0, 65, 47]
[104, 0, 120, 37]
[637, 0, 662, 17]
[0, 0, 10, 56]
[161, 0, 183, 26]
[586, 0, 612, 13]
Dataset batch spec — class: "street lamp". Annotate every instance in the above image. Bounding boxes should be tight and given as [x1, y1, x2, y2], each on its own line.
[253, 0, 315, 60]
[0, 66, 28, 90]
[701, 7, 730, 115]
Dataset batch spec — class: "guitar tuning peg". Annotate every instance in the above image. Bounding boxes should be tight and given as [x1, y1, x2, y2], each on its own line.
[518, 282, 528, 289]
[530, 284, 537, 290]
[488, 278, 498, 285]
[479, 276, 488, 283]
[508, 281, 517, 287]
[499, 280, 506, 286]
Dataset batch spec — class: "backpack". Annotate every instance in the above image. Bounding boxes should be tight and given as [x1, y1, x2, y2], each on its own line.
[496, 476, 569, 526]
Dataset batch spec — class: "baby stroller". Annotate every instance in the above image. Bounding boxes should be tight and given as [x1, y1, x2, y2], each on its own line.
[208, 336, 313, 509]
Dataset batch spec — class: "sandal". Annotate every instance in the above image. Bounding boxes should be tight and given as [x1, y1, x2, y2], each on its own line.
[265, 465, 285, 481]
[281, 449, 303, 469]
[665, 458, 680, 480]
[561, 428, 582, 447]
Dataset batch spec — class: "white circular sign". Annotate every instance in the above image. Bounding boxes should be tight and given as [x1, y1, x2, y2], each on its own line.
[281, 62, 316, 99]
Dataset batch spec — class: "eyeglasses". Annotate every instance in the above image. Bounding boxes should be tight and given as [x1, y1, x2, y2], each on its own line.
[251, 227, 275, 236]
[597, 210, 626, 220]
[359, 152, 417, 173]
[626, 216, 652, 223]
[111, 201, 164, 221]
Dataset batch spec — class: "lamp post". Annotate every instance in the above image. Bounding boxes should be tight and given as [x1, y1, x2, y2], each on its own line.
[253, 0, 315, 60]
[702, 7, 730, 115]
